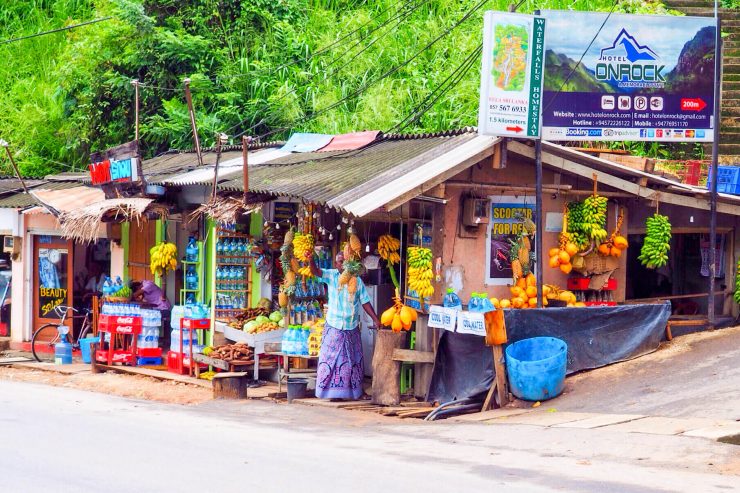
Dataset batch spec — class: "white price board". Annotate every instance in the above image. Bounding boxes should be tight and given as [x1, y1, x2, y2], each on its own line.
[428, 305, 458, 332]
[457, 311, 487, 337]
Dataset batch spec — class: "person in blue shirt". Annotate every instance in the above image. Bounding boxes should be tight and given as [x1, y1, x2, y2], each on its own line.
[310, 251, 381, 401]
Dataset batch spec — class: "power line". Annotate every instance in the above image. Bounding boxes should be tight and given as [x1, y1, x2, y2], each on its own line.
[389, 42, 482, 134]
[0, 17, 112, 46]
[246, 0, 492, 142]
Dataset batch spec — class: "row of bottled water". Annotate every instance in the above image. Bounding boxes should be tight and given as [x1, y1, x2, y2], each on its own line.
[141, 309, 161, 327]
[282, 326, 311, 356]
[101, 276, 124, 296]
[170, 328, 204, 354]
[295, 278, 325, 298]
[137, 327, 160, 349]
[101, 303, 142, 317]
[215, 293, 246, 310]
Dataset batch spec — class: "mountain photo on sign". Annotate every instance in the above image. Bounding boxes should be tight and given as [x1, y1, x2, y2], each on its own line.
[492, 24, 529, 92]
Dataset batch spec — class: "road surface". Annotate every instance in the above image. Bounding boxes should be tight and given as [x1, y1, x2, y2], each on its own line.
[0, 379, 737, 492]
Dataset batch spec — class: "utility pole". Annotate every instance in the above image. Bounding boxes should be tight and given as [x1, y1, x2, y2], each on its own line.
[0, 140, 29, 193]
[131, 79, 140, 143]
[212, 133, 228, 200]
[242, 135, 250, 204]
[183, 78, 204, 167]
[708, 9, 722, 327]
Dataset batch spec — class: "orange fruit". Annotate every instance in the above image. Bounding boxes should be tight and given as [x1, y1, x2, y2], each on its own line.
[611, 247, 622, 258]
[613, 236, 628, 249]
[528, 297, 538, 308]
[516, 295, 529, 306]
[511, 298, 523, 309]
[558, 250, 571, 264]
[499, 299, 511, 309]
[575, 302, 587, 307]
[560, 263, 573, 274]
[526, 286, 537, 298]
[526, 272, 536, 287]
[597, 243, 610, 256]
[510, 286, 524, 298]
[564, 243, 579, 257]
[549, 247, 560, 258]
[548, 256, 561, 268]
[516, 277, 527, 290]
[490, 298, 500, 309]
[542, 285, 551, 297]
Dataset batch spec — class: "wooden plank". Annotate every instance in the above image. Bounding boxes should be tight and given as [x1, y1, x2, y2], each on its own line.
[391, 349, 435, 363]
[397, 409, 433, 419]
[482, 380, 497, 412]
[492, 344, 509, 408]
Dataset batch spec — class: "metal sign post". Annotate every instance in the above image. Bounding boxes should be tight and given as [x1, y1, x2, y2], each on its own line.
[708, 12, 722, 327]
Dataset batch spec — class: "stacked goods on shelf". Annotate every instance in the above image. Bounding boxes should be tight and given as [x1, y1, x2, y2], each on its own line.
[136, 309, 163, 365]
[227, 306, 270, 330]
[380, 290, 418, 332]
[149, 242, 178, 276]
[339, 233, 364, 301]
[307, 319, 325, 356]
[243, 311, 283, 334]
[215, 225, 252, 320]
[638, 213, 672, 269]
[407, 246, 434, 298]
[96, 304, 143, 365]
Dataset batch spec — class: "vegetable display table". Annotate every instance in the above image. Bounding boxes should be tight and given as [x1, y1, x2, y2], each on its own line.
[215, 321, 285, 379]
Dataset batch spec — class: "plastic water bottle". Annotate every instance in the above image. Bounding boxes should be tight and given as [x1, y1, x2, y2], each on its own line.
[443, 288, 462, 311]
[479, 295, 495, 313]
[467, 292, 479, 312]
[186, 236, 198, 262]
[186, 266, 198, 290]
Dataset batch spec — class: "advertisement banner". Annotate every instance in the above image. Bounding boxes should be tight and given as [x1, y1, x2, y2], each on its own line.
[478, 11, 546, 138]
[485, 196, 535, 285]
[540, 11, 717, 142]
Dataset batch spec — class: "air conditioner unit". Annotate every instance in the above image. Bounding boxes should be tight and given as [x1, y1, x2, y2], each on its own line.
[462, 198, 489, 227]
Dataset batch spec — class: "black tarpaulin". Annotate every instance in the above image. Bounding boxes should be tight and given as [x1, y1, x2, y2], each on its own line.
[427, 302, 672, 403]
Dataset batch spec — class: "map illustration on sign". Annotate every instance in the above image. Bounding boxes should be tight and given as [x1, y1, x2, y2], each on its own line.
[492, 24, 528, 91]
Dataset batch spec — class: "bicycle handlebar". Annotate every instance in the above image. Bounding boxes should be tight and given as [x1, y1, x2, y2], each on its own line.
[53, 305, 78, 318]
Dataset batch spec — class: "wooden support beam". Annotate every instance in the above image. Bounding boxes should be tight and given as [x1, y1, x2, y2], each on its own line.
[508, 141, 740, 216]
[391, 349, 435, 364]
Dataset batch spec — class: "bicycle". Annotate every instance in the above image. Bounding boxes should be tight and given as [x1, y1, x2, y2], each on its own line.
[31, 305, 93, 362]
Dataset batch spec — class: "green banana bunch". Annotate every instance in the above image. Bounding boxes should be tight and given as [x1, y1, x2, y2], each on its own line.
[567, 197, 608, 247]
[637, 213, 672, 269]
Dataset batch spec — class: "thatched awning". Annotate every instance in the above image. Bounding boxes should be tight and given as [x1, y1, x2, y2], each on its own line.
[189, 195, 264, 225]
[58, 197, 167, 243]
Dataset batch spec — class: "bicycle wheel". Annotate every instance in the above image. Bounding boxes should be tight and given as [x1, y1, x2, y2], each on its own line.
[31, 324, 60, 362]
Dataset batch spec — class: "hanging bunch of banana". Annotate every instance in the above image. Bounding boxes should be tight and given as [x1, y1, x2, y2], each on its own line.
[278, 228, 296, 307]
[292, 232, 315, 278]
[149, 242, 178, 276]
[338, 232, 365, 301]
[407, 246, 434, 298]
[638, 213, 671, 269]
[378, 234, 401, 288]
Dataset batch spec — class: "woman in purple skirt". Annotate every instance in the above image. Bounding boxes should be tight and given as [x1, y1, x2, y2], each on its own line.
[310, 252, 381, 400]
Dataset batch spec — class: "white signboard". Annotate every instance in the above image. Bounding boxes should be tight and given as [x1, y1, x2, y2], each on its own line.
[428, 305, 458, 332]
[478, 11, 546, 139]
[456, 311, 487, 337]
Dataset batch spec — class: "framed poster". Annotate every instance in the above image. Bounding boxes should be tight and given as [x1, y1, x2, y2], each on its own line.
[540, 11, 717, 142]
[485, 196, 535, 285]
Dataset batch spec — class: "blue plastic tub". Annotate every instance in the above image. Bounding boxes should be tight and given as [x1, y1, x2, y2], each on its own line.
[505, 337, 568, 401]
[79, 336, 100, 364]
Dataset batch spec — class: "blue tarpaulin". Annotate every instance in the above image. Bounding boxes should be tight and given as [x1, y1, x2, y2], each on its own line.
[280, 133, 334, 153]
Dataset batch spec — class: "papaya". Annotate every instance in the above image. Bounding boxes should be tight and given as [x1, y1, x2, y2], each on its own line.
[381, 307, 396, 326]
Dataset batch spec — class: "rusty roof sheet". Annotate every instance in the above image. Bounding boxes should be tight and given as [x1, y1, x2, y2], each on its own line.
[217, 132, 479, 207]
[0, 181, 80, 209]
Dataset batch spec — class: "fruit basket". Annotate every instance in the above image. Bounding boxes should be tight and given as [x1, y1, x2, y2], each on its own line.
[104, 296, 131, 303]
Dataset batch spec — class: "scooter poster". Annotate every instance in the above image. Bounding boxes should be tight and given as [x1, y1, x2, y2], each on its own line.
[485, 196, 535, 285]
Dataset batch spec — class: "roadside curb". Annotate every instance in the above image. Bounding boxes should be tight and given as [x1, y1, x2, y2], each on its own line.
[452, 408, 740, 444]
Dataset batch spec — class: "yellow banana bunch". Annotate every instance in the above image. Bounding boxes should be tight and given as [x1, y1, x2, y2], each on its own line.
[378, 234, 401, 264]
[149, 242, 178, 276]
[407, 246, 434, 298]
[292, 233, 314, 260]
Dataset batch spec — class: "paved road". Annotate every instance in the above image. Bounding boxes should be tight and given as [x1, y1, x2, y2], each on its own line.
[0, 380, 737, 492]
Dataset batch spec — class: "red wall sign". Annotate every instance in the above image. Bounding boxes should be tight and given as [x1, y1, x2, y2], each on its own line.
[88, 157, 139, 186]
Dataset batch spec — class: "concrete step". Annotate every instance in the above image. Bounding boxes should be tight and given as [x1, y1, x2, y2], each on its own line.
[720, 131, 740, 144]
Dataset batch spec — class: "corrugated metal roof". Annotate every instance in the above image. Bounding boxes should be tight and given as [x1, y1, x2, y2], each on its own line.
[319, 131, 380, 152]
[281, 133, 334, 153]
[217, 132, 482, 210]
[32, 186, 105, 214]
[0, 178, 44, 195]
[0, 181, 78, 209]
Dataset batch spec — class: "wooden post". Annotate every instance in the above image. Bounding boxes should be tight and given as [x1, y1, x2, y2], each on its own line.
[0, 142, 29, 194]
[482, 310, 509, 410]
[213, 372, 248, 399]
[372, 329, 406, 405]
[183, 78, 204, 167]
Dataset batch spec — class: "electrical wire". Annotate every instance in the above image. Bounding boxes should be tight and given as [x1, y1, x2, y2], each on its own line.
[241, 0, 492, 142]
[389, 42, 482, 134]
[0, 17, 112, 45]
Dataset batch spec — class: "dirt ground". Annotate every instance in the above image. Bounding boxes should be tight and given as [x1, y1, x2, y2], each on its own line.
[0, 366, 213, 405]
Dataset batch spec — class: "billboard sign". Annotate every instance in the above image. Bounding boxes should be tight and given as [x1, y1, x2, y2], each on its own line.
[540, 11, 717, 142]
[478, 12, 546, 139]
[486, 196, 535, 286]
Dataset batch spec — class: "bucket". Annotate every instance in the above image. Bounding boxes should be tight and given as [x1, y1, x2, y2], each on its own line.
[79, 336, 100, 364]
[286, 378, 308, 403]
[505, 336, 567, 401]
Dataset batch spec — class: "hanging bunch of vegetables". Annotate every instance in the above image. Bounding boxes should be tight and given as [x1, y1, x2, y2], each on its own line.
[407, 246, 434, 298]
[380, 289, 418, 332]
[597, 208, 629, 258]
[549, 208, 578, 274]
[638, 213, 672, 269]
[338, 232, 365, 301]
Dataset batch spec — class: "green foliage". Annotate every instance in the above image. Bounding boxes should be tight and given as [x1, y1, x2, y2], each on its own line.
[2, 0, 683, 177]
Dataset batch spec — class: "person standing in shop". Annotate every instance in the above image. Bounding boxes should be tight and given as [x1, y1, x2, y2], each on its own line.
[309, 251, 381, 401]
